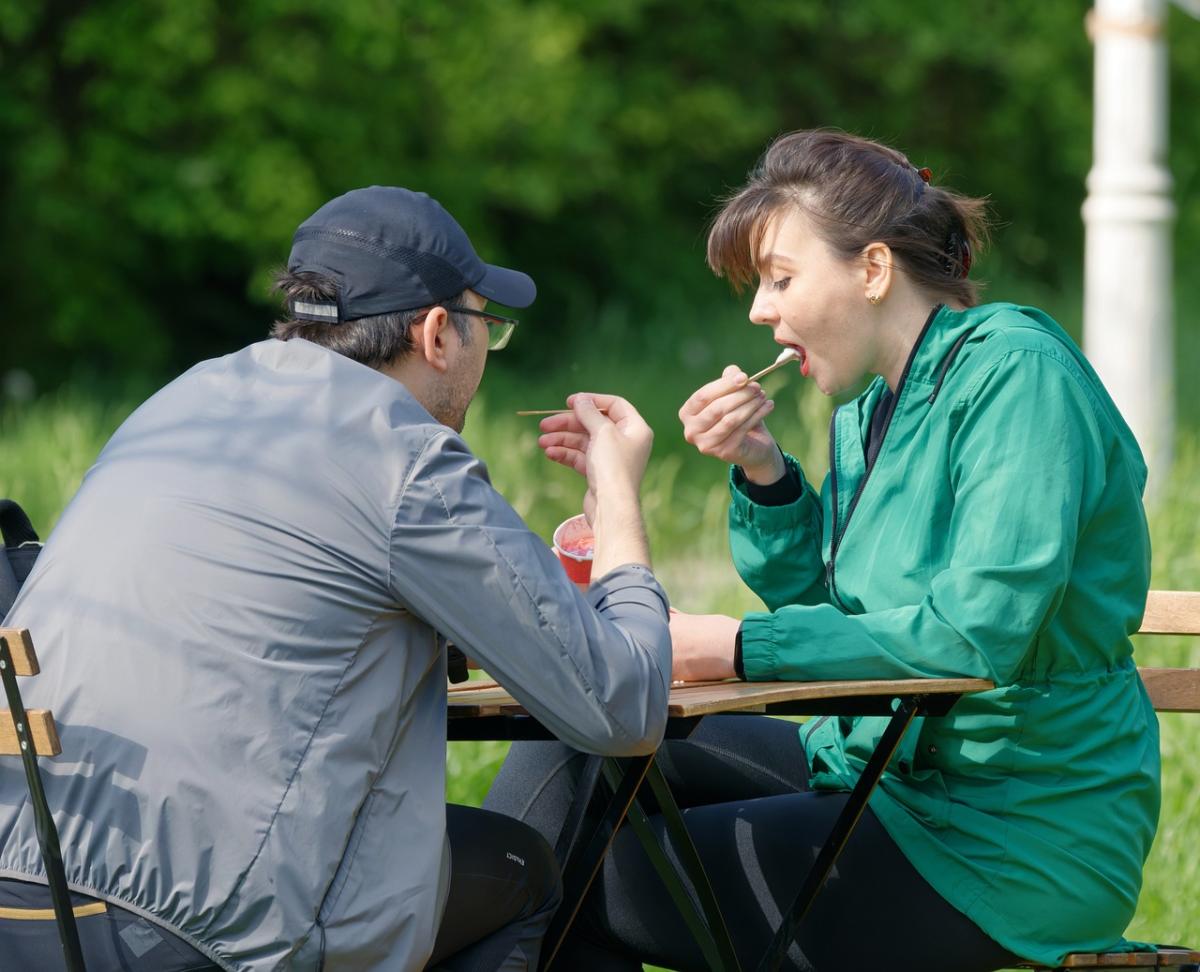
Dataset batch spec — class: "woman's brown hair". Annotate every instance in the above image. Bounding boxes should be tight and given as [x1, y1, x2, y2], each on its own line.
[707, 130, 990, 306]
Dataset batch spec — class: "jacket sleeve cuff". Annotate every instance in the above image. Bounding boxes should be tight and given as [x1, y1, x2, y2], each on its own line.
[587, 563, 670, 618]
[739, 448, 804, 506]
[738, 612, 783, 681]
[733, 625, 746, 680]
[729, 453, 814, 531]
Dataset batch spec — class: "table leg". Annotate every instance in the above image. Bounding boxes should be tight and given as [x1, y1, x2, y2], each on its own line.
[754, 697, 920, 972]
[539, 753, 654, 971]
[603, 759, 743, 972]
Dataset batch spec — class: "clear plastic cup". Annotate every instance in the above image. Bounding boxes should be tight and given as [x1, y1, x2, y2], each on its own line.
[552, 514, 594, 589]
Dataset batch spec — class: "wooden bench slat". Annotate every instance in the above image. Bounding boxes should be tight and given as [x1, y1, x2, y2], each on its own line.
[0, 628, 38, 676]
[1157, 949, 1200, 966]
[1016, 955, 1102, 968]
[1018, 948, 1200, 969]
[1138, 668, 1200, 713]
[1056, 954, 1153, 968]
[1053, 954, 1100, 967]
[1139, 591, 1200, 636]
[0, 708, 62, 757]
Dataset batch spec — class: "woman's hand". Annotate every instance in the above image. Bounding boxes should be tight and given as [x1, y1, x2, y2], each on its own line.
[669, 608, 740, 682]
[679, 366, 783, 484]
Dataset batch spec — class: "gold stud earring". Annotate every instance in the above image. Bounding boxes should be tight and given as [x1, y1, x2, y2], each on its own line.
[868, 293, 881, 305]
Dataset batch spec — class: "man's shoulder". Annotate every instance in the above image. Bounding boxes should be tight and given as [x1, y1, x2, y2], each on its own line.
[104, 340, 452, 494]
[185, 338, 376, 387]
[165, 339, 439, 428]
[400, 425, 487, 492]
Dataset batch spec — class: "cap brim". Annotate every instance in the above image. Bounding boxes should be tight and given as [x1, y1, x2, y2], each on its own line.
[474, 264, 537, 309]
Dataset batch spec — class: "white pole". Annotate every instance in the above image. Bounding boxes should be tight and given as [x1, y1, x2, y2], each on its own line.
[1083, 0, 1175, 497]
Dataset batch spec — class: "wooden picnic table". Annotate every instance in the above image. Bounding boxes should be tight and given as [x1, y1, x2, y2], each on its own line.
[448, 674, 994, 972]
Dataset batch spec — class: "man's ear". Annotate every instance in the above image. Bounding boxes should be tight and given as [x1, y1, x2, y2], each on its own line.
[410, 307, 452, 373]
[862, 241, 894, 301]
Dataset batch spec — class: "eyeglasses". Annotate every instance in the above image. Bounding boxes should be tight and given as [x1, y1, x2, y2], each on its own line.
[442, 306, 519, 351]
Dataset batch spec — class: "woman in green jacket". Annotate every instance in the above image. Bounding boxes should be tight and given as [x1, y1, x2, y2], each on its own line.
[486, 129, 1160, 971]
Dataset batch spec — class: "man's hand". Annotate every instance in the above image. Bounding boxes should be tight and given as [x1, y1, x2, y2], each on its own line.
[669, 608, 739, 682]
[538, 393, 653, 576]
[538, 393, 653, 494]
[679, 366, 783, 485]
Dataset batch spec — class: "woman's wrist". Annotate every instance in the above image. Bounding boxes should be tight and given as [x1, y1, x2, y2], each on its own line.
[669, 611, 740, 682]
[740, 447, 787, 486]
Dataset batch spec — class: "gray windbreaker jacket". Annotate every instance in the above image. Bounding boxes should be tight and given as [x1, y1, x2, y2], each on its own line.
[0, 338, 671, 970]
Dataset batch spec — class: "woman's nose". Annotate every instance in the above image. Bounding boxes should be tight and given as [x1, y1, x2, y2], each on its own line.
[748, 290, 777, 326]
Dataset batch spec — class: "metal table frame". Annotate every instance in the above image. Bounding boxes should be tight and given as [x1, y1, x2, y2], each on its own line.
[448, 681, 984, 972]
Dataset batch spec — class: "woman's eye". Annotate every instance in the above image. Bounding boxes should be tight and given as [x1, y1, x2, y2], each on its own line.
[771, 276, 792, 291]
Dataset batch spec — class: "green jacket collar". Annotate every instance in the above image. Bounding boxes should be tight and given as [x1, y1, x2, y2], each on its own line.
[892, 303, 978, 400]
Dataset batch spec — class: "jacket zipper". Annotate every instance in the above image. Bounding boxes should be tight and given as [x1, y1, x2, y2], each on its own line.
[825, 416, 844, 606]
[825, 305, 967, 607]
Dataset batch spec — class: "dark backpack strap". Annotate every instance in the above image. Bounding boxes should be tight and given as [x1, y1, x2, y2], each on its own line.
[0, 500, 39, 547]
[0, 549, 18, 617]
[447, 642, 469, 684]
[0, 500, 41, 616]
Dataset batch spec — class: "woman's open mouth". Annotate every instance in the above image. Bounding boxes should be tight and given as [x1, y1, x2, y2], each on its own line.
[781, 343, 809, 377]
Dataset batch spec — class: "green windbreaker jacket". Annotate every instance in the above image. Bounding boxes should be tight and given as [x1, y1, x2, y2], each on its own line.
[731, 302, 1160, 965]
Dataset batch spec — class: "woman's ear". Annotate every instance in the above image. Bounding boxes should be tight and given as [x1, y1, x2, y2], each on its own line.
[411, 307, 452, 372]
[862, 241, 893, 302]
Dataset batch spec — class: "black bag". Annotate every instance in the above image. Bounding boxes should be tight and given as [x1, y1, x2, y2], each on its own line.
[0, 499, 42, 617]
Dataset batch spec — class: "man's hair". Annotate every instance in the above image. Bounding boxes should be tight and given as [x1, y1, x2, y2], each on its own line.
[270, 269, 473, 369]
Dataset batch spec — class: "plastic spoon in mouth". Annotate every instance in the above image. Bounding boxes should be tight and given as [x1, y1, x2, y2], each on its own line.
[744, 347, 801, 383]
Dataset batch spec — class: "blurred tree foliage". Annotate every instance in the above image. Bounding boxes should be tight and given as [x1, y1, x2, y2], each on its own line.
[1, 0, 1197, 382]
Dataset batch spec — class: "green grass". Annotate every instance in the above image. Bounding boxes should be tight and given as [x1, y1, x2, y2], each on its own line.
[3, 360, 1198, 965]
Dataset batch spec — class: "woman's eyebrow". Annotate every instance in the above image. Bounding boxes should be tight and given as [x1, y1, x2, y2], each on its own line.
[759, 251, 798, 271]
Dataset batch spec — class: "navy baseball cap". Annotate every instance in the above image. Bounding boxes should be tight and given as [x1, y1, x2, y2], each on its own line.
[286, 186, 536, 323]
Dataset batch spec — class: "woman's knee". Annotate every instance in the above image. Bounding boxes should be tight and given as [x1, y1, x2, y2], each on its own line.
[484, 741, 593, 843]
[653, 714, 810, 804]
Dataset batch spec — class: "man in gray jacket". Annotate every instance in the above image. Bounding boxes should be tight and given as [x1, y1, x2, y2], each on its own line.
[0, 187, 672, 971]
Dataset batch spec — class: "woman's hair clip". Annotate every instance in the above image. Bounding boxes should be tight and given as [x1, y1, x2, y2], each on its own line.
[942, 230, 972, 279]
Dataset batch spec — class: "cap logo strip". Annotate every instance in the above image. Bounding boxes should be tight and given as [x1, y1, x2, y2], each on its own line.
[291, 300, 340, 321]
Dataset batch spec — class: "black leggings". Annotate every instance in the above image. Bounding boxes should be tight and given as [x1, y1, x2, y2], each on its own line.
[484, 715, 1021, 972]
[428, 804, 563, 971]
